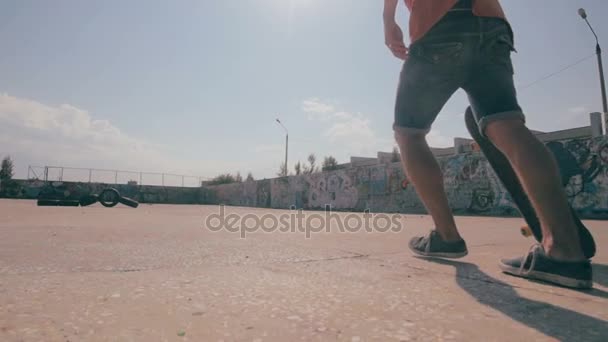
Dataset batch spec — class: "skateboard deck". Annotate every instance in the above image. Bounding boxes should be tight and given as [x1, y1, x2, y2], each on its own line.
[464, 107, 596, 259]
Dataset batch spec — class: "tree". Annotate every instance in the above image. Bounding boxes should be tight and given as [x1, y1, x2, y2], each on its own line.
[246, 172, 254, 182]
[303, 153, 318, 174]
[235, 172, 243, 183]
[322, 156, 339, 171]
[277, 162, 288, 177]
[208, 173, 237, 185]
[294, 161, 302, 176]
[391, 147, 400, 163]
[0, 156, 14, 181]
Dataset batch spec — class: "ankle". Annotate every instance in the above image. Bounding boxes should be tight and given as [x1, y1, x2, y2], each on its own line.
[543, 239, 586, 262]
[436, 229, 462, 242]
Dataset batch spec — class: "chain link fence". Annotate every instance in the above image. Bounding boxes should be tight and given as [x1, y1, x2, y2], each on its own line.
[28, 166, 208, 188]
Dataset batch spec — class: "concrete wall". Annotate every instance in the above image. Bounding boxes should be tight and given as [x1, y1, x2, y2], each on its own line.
[2, 179, 214, 205]
[3, 136, 607, 219]
[207, 136, 608, 219]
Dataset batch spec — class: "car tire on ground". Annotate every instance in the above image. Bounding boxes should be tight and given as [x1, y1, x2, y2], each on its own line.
[99, 188, 120, 208]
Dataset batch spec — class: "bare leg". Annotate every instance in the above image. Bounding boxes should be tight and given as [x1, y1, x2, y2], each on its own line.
[485, 119, 585, 261]
[395, 132, 462, 242]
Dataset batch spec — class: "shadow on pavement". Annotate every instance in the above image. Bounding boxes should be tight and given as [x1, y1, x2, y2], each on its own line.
[422, 258, 608, 341]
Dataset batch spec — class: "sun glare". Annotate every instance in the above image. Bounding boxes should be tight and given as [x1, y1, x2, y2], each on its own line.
[289, 0, 315, 8]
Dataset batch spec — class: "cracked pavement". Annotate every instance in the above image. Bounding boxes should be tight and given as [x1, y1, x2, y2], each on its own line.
[0, 199, 607, 341]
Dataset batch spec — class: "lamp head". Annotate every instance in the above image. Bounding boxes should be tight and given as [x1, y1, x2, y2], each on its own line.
[578, 8, 587, 19]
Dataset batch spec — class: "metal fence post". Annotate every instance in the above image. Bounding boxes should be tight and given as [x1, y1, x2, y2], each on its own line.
[25, 165, 208, 188]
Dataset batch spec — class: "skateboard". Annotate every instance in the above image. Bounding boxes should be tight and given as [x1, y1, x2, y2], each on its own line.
[464, 107, 596, 259]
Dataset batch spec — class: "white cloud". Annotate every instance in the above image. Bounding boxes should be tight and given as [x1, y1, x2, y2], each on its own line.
[300, 98, 394, 155]
[301, 98, 453, 154]
[301, 97, 337, 121]
[0, 93, 238, 179]
[301, 98, 335, 114]
[0, 95, 152, 156]
[333, 111, 353, 120]
[324, 115, 375, 146]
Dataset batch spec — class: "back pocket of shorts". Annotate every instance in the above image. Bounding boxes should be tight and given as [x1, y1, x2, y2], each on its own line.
[416, 42, 464, 66]
[488, 34, 515, 73]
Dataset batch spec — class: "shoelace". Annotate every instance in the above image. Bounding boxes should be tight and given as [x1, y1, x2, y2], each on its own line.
[518, 243, 543, 276]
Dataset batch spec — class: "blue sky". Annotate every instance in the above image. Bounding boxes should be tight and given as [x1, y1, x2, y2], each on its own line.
[1, 0, 607, 181]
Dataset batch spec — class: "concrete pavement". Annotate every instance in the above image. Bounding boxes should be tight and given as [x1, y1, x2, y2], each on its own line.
[0, 199, 606, 341]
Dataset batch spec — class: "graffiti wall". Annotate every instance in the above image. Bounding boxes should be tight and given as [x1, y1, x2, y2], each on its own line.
[4, 136, 607, 219]
[208, 136, 608, 219]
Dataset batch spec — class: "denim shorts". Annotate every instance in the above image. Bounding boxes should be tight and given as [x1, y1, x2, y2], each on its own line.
[393, 11, 525, 136]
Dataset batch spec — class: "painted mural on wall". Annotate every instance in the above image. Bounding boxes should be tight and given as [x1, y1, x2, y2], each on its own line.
[210, 180, 260, 207]
[549, 138, 608, 215]
[270, 170, 359, 210]
[208, 136, 608, 219]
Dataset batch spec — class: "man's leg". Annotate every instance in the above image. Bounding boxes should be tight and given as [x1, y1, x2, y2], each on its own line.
[392, 56, 468, 258]
[390, 9, 470, 257]
[464, 20, 592, 287]
[394, 131, 461, 242]
[463, 22, 585, 262]
[484, 119, 585, 261]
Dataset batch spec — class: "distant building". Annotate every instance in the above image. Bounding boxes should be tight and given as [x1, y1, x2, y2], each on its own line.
[359, 112, 599, 165]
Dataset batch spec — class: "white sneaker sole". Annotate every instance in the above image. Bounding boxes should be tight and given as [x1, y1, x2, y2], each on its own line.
[499, 261, 593, 289]
[410, 248, 468, 259]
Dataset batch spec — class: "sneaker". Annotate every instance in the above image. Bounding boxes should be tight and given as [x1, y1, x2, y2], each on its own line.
[408, 230, 468, 258]
[499, 244, 593, 289]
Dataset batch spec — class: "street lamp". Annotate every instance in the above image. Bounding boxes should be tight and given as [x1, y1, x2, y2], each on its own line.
[275, 118, 288, 176]
[579, 8, 608, 135]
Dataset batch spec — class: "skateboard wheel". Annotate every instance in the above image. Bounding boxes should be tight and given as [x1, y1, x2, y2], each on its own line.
[520, 226, 533, 237]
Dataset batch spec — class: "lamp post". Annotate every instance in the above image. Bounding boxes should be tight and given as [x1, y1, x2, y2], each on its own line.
[579, 8, 608, 135]
[275, 118, 288, 176]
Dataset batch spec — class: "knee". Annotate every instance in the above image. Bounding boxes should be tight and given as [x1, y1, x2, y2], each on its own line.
[484, 119, 531, 152]
[394, 130, 427, 147]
